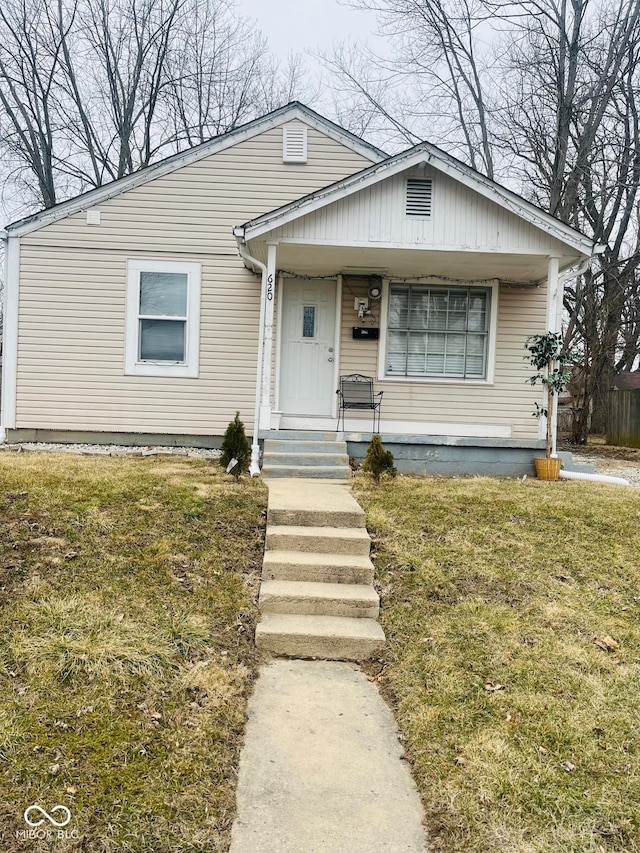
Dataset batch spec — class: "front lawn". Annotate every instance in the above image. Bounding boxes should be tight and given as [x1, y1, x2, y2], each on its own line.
[355, 475, 640, 853]
[0, 452, 266, 852]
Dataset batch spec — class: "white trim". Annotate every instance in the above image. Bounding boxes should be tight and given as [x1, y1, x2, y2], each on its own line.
[546, 255, 561, 454]
[332, 275, 343, 418]
[236, 240, 267, 475]
[240, 145, 594, 257]
[279, 415, 512, 439]
[125, 259, 201, 378]
[274, 275, 284, 413]
[255, 235, 562, 259]
[7, 104, 386, 238]
[259, 244, 277, 429]
[546, 255, 561, 333]
[1, 236, 20, 429]
[377, 278, 499, 384]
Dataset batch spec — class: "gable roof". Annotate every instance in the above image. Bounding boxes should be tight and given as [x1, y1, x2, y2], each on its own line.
[234, 140, 596, 259]
[4, 102, 387, 237]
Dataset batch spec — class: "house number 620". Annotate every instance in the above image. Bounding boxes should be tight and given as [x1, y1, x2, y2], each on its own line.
[266, 274, 274, 301]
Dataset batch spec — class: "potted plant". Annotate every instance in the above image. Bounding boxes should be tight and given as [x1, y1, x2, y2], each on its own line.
[525, 332, 578, 480]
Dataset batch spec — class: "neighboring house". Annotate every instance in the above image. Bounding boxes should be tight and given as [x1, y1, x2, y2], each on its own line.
[0, 103, 596, 474]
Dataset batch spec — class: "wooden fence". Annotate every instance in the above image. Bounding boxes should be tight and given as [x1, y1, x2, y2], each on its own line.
[607, 389, 640, 448]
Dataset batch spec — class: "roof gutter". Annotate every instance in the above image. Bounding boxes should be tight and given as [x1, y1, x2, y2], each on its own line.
[235, 235, 266, 476]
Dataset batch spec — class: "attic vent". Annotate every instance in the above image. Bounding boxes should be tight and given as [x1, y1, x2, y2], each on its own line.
[406, 178, 433, 217]
[283, 125, 307, 163]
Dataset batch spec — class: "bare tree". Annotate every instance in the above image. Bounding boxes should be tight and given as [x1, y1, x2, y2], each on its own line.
[498, 0, 640, 438]
[0, 0, 306, 216]
[323, 0, 495, 172]
[324, 0, 640, 441]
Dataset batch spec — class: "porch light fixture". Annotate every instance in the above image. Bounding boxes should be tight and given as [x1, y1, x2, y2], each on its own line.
[368, 277, 383, 300]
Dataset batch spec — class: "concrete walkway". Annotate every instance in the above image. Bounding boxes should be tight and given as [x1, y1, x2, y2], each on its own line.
[229, 659, 427, 853]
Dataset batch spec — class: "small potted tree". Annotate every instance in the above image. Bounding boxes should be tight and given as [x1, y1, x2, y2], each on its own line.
[525, 332, 578, 480]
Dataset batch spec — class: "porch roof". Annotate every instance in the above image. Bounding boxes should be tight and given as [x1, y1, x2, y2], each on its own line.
[233, 143, 597, 273]
[237, 242, 569, 285]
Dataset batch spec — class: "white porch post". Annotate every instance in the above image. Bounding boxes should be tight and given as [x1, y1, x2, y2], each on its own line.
[545, 255, 561, 455]
[259, 243, 277, 430]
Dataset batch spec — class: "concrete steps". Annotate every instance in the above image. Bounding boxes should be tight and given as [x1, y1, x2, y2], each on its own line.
[262, 435, 351, 480]
[262, 551, 375, 584]
[259, 580, 380, 618]
[261, 464, 351, 479]
[255, 478, 385, 661]
[266, 525, 372, 556]
[256, 613, 385, 661]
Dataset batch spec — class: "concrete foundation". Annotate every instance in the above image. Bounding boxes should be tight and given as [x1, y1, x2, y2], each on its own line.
[345, 432, 546, 477]
[7, 428, 588, 477]
[6, 428, 223, 449]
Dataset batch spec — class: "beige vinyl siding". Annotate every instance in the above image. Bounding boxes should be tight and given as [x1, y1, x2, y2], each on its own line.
[16, 124, 374, 434]
[270, 166, 569, 257]
[20, 128, 371, 253]
[17, 247, 260, 433]
[339, 278, 545, 440]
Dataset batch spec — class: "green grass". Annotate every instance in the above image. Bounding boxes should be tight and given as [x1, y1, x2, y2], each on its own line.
[354, 474, 640, 853]
[0, 452, 266, 852]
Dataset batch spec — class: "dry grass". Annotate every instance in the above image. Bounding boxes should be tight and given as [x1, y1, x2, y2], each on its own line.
[354, 474, 640, 853]
[0, 452, 266, 852]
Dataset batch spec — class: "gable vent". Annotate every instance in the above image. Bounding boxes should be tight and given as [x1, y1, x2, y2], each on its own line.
[406, 177, 433, 217]
[283, 125, 308, 163]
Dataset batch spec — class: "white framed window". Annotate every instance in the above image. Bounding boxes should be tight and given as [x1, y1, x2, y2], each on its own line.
[125, 259, 201, 377]
[379, 281, 498, 383]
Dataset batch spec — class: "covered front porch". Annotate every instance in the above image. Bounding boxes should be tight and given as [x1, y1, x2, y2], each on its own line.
[232, 141, 594, 475]
[243, 239, 564, 440]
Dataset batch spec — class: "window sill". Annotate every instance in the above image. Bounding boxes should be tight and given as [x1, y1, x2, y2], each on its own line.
[378, 375, 493, 386]
[126, 362, 198, 378]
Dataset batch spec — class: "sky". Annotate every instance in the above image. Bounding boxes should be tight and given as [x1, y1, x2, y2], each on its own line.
[237, 0, 381, 62]
[0, 0, 381, 229]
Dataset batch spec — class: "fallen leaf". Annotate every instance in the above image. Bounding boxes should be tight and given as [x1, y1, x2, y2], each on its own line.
[593, 635, 619, 652]
[484, 682, 505, 692]
[454, 756, 467, 766]
[538, 746, 548, 755]
[64, 551, 78, 561]
[66, 786, 77, 795]
[49, 763, 60, 775]
[560, 761, 576, 772]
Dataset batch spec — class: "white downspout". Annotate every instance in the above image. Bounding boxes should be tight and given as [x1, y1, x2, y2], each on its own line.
[236, 236, 267, 476]
[559, 469, 630, 486]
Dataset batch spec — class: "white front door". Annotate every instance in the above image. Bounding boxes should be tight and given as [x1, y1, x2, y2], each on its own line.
[279, 279, 337, 416]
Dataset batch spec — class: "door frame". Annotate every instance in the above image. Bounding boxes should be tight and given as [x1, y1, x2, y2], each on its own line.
[275, 274, 342, 419]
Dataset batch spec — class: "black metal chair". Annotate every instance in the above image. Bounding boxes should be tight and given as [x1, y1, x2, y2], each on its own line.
[336, 374, 383, 433]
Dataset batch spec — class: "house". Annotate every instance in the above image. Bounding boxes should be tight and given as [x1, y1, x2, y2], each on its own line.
[0, 103, 596, 475]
